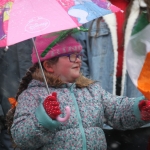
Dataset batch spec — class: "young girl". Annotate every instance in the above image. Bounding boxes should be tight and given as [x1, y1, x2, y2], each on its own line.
[7, 34, 150, 150]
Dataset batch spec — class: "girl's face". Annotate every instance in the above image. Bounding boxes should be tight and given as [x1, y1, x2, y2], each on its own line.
[50, 53, 82, 83]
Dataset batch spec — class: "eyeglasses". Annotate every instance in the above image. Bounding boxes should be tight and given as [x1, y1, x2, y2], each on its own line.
[58, 53, 82, 63]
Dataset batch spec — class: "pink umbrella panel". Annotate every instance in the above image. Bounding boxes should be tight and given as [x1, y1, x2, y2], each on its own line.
[0, 0, 121, 47]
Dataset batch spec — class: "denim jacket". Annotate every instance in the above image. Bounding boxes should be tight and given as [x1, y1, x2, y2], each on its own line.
[75, 0, 147, 98]
[74, 0, 150, 128]
[76, 20, 142, 98]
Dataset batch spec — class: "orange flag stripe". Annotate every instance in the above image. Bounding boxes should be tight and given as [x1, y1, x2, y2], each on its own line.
[138, 52, 150, 99]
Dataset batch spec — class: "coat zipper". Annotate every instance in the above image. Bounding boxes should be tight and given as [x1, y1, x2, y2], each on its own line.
[70, 89, 87, 150]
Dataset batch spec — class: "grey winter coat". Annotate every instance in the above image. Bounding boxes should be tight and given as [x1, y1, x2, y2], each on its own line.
[11, 79, 147, 150]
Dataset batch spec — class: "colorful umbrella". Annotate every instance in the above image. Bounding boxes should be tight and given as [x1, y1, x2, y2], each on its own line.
[0, 0, 121, 122]
[0, 0, 121, 47]
[126, 12, 150, 99]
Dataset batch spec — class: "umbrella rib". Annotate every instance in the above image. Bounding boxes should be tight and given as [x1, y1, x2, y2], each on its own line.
[32, 38, 50, 94]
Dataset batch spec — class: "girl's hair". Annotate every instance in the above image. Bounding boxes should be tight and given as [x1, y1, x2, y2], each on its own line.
[6, 57, 94, 148]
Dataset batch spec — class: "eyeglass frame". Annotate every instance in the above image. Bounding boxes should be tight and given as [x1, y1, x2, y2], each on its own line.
[57, 52, 82, 63]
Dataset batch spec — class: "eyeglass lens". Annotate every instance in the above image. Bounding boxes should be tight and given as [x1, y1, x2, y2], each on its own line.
[70, 53, 82, 62]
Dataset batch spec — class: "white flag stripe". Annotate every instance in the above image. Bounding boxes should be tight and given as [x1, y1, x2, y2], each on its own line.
[126, 24, 150, 86]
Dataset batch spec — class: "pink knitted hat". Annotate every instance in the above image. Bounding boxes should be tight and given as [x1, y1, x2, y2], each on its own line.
[32, 34, 82, 64]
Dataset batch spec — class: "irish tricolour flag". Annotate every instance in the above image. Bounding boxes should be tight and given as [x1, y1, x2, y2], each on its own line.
[126, 12, 150, 99]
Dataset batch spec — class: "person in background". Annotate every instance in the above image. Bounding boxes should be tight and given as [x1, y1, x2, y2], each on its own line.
[74, 0, 150, 149]
[0, 39, 33, 150]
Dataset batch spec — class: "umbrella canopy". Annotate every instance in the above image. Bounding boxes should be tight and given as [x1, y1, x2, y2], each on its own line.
[0, 0, 121, 47]
[0, 0, 121, 122]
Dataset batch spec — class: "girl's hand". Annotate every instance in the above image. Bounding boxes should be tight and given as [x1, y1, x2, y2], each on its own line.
[139, 100, 150, 121]
[43, 92, 61, 119]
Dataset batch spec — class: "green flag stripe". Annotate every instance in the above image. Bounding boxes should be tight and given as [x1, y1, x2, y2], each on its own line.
[132, 12, 149, 35]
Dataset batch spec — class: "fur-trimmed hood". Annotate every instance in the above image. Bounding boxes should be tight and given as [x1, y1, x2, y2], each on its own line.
[32, 68, 94, 88]
[102, 0, 147, 95]
[103, 0, 147, 48]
